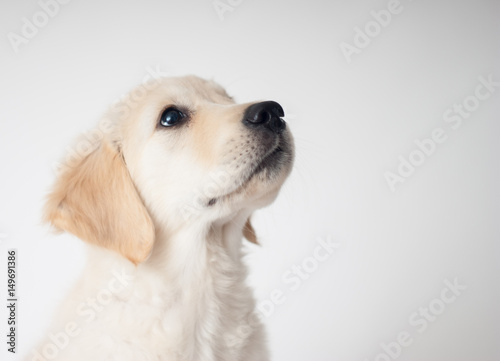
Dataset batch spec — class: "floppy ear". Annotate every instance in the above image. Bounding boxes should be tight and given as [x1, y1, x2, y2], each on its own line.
[43, 139, 155, 265]
[243, 217, 258, 245]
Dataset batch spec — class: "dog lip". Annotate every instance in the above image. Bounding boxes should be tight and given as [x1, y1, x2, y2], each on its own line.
[251, 145, 284, 175]
[239, 140, 288, 187]
[212, 139, 290, 204]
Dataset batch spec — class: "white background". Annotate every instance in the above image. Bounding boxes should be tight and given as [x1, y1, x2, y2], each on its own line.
[0, 0, 499, 360]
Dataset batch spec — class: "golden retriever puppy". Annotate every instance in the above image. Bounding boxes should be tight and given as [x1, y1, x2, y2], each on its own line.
[30, 75, 294, 361]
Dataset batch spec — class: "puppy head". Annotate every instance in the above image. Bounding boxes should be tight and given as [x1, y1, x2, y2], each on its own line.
[120, 76, 294, 224]
[44, 75, 294, 262]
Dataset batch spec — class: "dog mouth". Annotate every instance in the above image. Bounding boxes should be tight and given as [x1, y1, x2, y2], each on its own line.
[229, 141, 289, 193]
[205, 137, 292, 207]
[248, 144, 284, 177]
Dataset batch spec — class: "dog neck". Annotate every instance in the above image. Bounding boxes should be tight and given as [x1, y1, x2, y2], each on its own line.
[79, 210, 261, 360]
[147, 209, 251, 270]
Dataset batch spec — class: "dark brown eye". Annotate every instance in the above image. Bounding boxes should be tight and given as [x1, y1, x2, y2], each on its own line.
[160, 107, 185, 127]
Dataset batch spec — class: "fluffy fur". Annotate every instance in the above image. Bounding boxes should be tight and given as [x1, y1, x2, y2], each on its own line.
[31, 75, 294, 361]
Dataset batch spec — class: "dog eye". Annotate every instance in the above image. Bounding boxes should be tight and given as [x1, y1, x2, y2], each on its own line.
[160, 107, 185, 127]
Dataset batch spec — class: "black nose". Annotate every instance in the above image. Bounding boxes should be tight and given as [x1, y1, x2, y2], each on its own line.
[243, 101, 286, 134]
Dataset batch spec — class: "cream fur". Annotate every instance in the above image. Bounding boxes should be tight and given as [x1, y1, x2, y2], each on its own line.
[32, 75, 294, 361]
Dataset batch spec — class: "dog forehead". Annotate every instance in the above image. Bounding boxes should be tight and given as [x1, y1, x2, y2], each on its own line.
[152, 76, 234, 105]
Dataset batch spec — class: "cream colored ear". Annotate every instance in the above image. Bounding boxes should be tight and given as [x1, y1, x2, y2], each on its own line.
[43, 140, 155, 265]
[243, 217, 258, 245]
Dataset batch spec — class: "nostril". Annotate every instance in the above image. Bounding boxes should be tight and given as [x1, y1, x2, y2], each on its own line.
[260, 111, 271, 124]
[248, 109, 271, 125]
